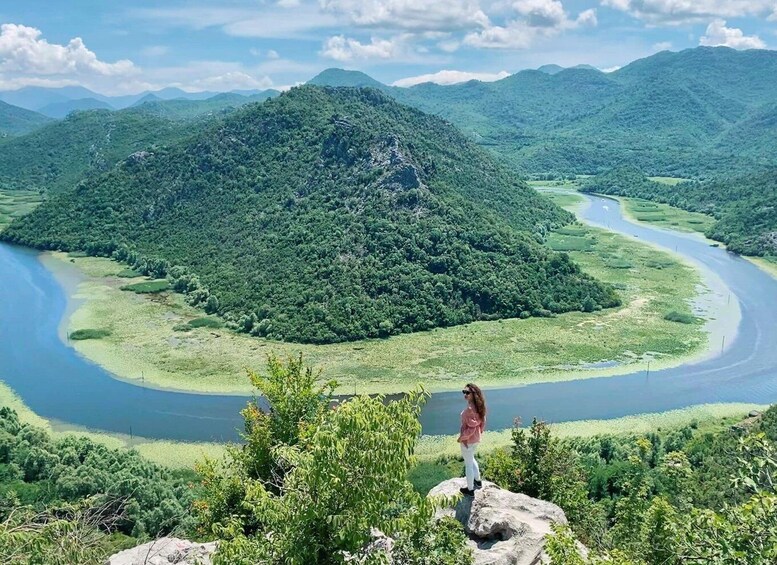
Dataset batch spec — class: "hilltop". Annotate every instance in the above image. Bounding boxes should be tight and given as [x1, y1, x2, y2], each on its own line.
[3, 86, 618, 343]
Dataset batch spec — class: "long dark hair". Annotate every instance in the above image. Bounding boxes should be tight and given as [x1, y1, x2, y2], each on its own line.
[465, 383, 487, 421]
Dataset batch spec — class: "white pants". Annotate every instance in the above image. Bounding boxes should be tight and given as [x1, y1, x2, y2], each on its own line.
[461, 442, 481, 490]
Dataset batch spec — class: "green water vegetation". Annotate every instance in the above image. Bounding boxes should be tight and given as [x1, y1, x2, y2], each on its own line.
[0, 190, 44, 231]
[583, 166, 777, 257]
[53, 198, 708, 394]
[621, 198, 715, 234]
[69, 328, 111, 340]
[4, 86, 618, 345]
[116, 267, 142, 277]
[120, 280, 171, 294]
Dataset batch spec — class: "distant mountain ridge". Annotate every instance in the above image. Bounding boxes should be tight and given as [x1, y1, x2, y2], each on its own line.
[3, 86, 618, 343]
[0, 101, 53, 137]
[308, 47, 777, 177]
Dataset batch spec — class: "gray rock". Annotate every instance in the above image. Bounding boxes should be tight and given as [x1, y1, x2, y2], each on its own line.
[105, 537, 217, 565]
[428, 479, 569, 565]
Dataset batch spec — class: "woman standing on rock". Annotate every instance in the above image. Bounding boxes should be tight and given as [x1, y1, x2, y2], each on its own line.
[458, 383, 487, 496]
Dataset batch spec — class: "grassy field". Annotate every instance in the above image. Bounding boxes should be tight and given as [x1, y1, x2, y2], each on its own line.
[0, 189, 43, 231]
[44, 191, 715, 396]
[648, 176, 687, 186]
[619, 197, 715, 234]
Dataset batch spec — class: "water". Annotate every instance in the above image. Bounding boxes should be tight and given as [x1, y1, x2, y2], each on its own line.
[1, 194, 776, 441]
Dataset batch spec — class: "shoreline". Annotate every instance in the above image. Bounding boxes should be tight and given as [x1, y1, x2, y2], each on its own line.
[37, 192, 733, 397]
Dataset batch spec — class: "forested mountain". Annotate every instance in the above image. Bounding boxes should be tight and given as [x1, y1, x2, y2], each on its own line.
[133, 90, 279, 120]
[308, 68, 388, 89]
[0, 108, 189, 192]
[3, 86, 618, 343]
[0, 100, 53, 137]
[311, 47, 777, 177]
[582, 167, 777, 256]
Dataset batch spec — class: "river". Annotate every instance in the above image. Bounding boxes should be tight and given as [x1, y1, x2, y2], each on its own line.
[1, 194, 776, 441]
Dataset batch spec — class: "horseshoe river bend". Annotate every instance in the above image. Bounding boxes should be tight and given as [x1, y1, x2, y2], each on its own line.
[1, 193, 776, 442]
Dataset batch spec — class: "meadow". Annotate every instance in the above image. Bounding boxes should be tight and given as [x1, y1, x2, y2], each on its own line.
[48, 192, 715, 396]
[619, 197, 715, 234]
[0, 189, 43, 231]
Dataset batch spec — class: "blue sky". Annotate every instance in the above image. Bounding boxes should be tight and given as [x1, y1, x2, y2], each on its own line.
[0, 0, 774, 94]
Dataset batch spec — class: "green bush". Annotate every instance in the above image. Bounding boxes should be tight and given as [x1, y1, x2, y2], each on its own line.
[120, 280, 170, 294]
[664, 311, 696, 324]
[69, 329, 111, 340]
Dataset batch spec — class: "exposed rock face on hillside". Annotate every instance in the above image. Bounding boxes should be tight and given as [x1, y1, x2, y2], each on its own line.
[428, 478, 572, 565]
[105, 537, 217, 565]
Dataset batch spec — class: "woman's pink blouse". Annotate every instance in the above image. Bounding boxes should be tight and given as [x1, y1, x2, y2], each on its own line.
[458, 405, 485, 444]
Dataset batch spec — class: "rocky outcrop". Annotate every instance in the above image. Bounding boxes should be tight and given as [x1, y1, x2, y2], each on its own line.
[105, 537, 217, 565]
[428, 478, 571, 565]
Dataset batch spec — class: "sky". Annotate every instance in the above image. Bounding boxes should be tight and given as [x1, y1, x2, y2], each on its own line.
[0, 0, 775, 95]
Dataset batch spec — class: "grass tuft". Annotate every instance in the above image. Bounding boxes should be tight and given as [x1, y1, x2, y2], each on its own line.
[69, 328, 111, 340]
[664, 311, 696, 324]
[120, 280, 171, 294]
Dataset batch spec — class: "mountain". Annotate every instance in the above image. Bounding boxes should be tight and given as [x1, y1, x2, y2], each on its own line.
[0, 108, 188, 192]
[308, 68, 388, 89]
[3, 86, 618, 343]
[37, 97, 114, 118]
[0, 85, 105, 111]
[131, 90, 280, 120]
[537, 64, 565, 75]
[582, 167, 777, 256]
[131, 93, 164, 107]
[0, 100, 53, 137]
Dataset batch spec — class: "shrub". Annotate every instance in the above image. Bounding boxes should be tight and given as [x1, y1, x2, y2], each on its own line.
[69, 329, 111, 340]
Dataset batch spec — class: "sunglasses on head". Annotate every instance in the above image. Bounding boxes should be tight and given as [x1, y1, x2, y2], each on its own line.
[462, 389, 471, 395]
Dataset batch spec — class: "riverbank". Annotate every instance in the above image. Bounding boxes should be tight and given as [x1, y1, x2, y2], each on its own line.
[0, 380, 225, 469]
[41, 192, 721, 395]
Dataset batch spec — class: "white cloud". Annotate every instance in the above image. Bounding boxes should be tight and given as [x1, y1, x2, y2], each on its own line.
[464, 1, 597, 49]
[277, 0, 301, 6]
[320, 35, 402, 60]
[182, 71, 274, 91]
[392, 69, 510, 86]
[267, 49, 280, 59]
[652, 41, 672, 51]
[601, 0, 775, 25]
[320, 0, 490, 31]
[600, 65, 621, 72]
[0, 23, 136, 77]
[699, 19, 766, 49]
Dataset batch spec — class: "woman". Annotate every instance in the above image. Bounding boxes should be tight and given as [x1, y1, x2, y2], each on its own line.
[457, 383, 486, 496]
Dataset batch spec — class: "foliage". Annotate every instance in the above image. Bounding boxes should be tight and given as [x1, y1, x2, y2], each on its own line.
[530, 405, 777, 564]
[120, 280, 171, 294]
[0, 406, 197, 540]
[69, 328, 111, 340]
[663, 311, 695, 324]
[0, 108, 188, 193]
[196, 356, 471, 564]
[3, 86, 618, 343]
[583, 166, 777, 257]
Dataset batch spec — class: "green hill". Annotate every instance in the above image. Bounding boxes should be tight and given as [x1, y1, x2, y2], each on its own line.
[3, 86, 619, 343]
[0, 100, 53, 137]
[307, 48, 777, 177]
[582, 167, 777, 256]
[308, 68, 388, 89]
[0, 108, 188, 192]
